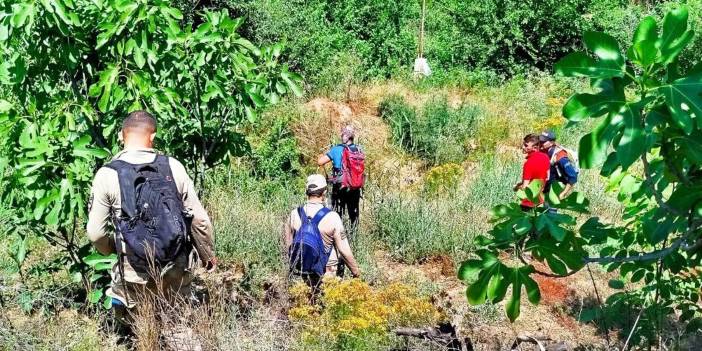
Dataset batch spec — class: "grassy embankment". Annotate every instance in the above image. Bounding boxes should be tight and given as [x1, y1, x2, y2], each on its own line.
[0, 75, 621, 350]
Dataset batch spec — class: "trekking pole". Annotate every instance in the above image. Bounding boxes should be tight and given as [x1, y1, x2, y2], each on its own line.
[111, 215, 131, 307]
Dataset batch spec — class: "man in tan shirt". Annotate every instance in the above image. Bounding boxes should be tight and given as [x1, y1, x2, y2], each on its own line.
[87, 111, 215, 310]
[283, 174, 361, 281]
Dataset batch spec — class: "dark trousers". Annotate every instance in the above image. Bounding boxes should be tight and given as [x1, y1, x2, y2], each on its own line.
[330, 183, 361, 277]
[331, 183, 361, 229]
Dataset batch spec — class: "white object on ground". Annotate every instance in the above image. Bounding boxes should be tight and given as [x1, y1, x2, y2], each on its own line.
[413, 57, 431, 77]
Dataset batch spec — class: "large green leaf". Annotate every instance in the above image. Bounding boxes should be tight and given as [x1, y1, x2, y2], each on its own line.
[658, 6, 694, 64]
[633, 16, 658, 44]
[486, 269, 510, 303]
[627, 40, 660, 68]
[554, 52, 623, 79]
[578, 112, 623, 169]
[615, 104, 646, 169]
[659, 73, 702, 134]
[10, 3, 34, 28]
[562, 92, 624, 122]
[673, 131, 702, 163]
[583, 31, 625, 76]
[457, 260, 482, 281]
[281, 71, 303, 97]
[536, 213, 567, 241]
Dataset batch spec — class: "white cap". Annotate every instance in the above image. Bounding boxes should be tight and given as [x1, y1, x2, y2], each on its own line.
[306, 174, 327, 193]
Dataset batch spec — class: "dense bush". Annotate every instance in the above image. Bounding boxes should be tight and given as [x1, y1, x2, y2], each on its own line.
[224, 0, 699, 89]
[370, 193, 474, 263]
[378, 95, 481, 164]
[230, 0, 416, 90]
[246, 105, 303, 180]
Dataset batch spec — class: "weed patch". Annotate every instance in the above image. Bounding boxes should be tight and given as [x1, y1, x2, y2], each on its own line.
[378, 95, 481, 165]
[289, 278, 443, 351]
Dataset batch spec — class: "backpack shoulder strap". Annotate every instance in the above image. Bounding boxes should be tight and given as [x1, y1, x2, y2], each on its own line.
[104, 160, 138, 217]
[310, 207, 331, 226]
[152, 154, 179, 193]
[550, 146, 564, 164]
[297, 206, 310, 224]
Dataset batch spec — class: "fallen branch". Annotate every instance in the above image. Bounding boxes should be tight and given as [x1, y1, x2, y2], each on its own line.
[394, 323, 472, 351]
[510, 334, 551, 351]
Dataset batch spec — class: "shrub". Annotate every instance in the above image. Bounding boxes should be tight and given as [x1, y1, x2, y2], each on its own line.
[289, 278, 442, 351]
[424, 163, 464, 197]
[369, 193, 474, 263]
[246, 107, 302, 180]
[378, 95, 481, 164]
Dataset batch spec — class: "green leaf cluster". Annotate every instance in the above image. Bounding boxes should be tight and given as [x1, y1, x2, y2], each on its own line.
[0, 0, 300, 303]
[460, 7, 702, 342]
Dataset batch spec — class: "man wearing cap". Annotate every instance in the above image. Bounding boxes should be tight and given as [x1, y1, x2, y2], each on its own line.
[539, 130, 578, 200]
[283, 174, 361, 284]
[317, 125, 362, 228]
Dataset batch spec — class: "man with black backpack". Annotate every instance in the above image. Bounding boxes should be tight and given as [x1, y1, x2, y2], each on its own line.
[86, 111, 215, 338]
[317, 125, 365, 229]
[283, 174, 361, 289]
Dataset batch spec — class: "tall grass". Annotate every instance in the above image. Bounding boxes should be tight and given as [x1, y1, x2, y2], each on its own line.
[206, 171, 301, 274]
[378, 95, 482, 165]
[367, 190, 476, 264]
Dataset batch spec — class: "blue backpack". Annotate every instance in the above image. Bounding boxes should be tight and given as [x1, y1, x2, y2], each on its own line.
[106, 155, 191, 273]
[289, 206, 332, 276]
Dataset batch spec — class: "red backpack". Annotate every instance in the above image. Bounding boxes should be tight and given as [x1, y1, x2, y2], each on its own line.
[341, 144, 365, 190]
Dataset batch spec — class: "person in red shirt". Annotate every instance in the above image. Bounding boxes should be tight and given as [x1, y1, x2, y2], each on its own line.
[513, 133, 550, 210]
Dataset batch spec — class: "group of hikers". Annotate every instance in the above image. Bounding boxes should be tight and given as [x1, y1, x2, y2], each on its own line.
[85, 111, 578, 345]
[515, 131, 579, 211]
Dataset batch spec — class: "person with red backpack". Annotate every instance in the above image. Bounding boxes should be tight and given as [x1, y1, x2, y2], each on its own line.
[317, 125, 365, 228]
[283, 174, 361, 290]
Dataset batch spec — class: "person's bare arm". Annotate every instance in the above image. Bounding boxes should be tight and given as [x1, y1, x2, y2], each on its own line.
[86, 168, 117, 255]
[171, 158, 216, 271]
[559, 183, 574, 200]
[333, 228, 360, 277]
[318, 154, 331, 166]
[513, 179, 530, 191]
[283, 210, 294, 252]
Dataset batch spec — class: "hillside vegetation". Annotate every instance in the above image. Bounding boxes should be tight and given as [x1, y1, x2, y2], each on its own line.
[1, 1, 702, 350]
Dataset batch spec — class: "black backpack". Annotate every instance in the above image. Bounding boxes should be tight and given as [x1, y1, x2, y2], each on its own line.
[106, 155, 191, 272]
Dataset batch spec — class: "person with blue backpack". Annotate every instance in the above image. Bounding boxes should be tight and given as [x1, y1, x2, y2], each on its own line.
[539, 130, 579, 200]
[284, 174, 361, 288]
[86, 111, 215, 346]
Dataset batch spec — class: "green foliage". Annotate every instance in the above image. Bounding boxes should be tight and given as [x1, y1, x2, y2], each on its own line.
[423, 163, 464, 197]
[246, 106, 302, 180]
[439, 0, 590, 75]
[0, 0, 299, 303]
[370, 193, 474, 263]
[461, 6, 702, 345]
[378, 95, 481, 164]
[232, 0, 416, 89]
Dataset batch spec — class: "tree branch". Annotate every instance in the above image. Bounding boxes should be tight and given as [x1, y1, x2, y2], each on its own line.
[641, 152, 684, 217]
[585, 220, 701, 264]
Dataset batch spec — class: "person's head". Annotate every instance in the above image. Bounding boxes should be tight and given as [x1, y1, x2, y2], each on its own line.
[341, 125, 355, 144]
[539, 130, 556, 151]
[305, 174, 327, 199]
[522, 134, 540, 154]
[119, 110, 157, 148]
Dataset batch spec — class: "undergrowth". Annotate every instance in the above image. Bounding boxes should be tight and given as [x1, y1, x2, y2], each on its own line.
[378, 95, 482, 165]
